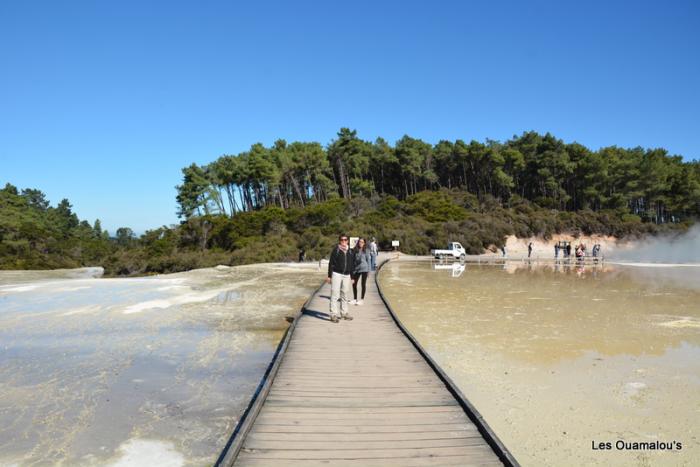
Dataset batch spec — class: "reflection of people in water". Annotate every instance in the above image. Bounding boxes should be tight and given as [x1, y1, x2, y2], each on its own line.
[576, 243, 588, 261]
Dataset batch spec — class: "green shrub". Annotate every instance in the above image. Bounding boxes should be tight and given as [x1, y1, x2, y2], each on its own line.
[621, 213, 642, 224]
[404, 190, 469, 222]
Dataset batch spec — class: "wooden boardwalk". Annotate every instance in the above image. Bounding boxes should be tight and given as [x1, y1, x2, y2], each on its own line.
[219, 256, 518, 467]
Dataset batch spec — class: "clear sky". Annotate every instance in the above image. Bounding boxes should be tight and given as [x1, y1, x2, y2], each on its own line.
[2, 0, 698, 233]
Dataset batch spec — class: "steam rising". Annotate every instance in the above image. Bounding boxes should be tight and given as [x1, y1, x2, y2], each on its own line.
[613, 225, 700, 264]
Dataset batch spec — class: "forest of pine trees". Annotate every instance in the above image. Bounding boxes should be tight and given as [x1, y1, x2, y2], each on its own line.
[177, 129, 700, 225]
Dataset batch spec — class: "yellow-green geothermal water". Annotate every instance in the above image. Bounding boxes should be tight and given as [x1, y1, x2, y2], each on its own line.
[0, 264, 324, 466]
[379, 260, 700, 467]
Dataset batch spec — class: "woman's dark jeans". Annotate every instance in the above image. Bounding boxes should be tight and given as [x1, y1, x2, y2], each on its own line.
[352, 272, 368, 300]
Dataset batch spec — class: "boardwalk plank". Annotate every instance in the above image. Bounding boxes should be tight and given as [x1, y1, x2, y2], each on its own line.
[244, 437, 489, 450]
[238, 445, 496, 460]
[264, 399, 460, 408]
[235, 456, 499, 467]
[259, 405, 462, 414]
[245, 430, 479, 442]
[256, 410, 468, 422]
[248, 423, 476, 434]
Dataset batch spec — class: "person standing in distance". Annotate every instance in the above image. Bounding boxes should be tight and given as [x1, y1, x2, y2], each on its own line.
[369, 237, 378, 271]
[326, 234, 355, 323]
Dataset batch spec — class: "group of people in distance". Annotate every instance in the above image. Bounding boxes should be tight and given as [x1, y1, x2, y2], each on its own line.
[325, 235, 379, 323]
[553, 242, 602, 260]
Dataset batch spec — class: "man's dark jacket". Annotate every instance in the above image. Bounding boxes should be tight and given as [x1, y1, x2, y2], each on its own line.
[327, 246, 356, 278]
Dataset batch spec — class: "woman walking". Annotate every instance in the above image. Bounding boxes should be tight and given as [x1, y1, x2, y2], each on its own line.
[352, 237, 371, 305]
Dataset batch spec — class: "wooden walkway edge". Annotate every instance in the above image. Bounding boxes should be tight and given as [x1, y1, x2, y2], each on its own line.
[216, 255, 519, 467]
[374, 259, 519, 467]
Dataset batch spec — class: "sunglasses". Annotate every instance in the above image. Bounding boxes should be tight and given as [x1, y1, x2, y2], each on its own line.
[340, 238, 349, 242]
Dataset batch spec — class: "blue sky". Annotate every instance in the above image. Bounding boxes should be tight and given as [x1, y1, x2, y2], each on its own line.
[2, 0, 698, 233]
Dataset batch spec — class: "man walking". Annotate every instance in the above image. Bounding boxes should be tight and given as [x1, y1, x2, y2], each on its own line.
[326, 234, 355, 323]
[369, 237, 378, 271]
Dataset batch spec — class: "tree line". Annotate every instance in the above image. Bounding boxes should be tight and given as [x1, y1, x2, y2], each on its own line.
[177, 129, 700, 225]
[0, 183, 116, 269]
[2, 129, 698, 274]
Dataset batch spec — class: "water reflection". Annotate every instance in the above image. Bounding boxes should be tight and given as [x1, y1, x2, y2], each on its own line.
[432, 262, 465, 277]
[379, 261, 700, 466]
[0, 264, 324, 466]
[213, 289, 242, 304]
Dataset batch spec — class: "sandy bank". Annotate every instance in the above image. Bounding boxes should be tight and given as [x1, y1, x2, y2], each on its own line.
[484, 234, 622, 258]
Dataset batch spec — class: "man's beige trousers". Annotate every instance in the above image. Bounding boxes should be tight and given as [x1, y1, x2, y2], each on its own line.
[329, 271, 352, 318]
